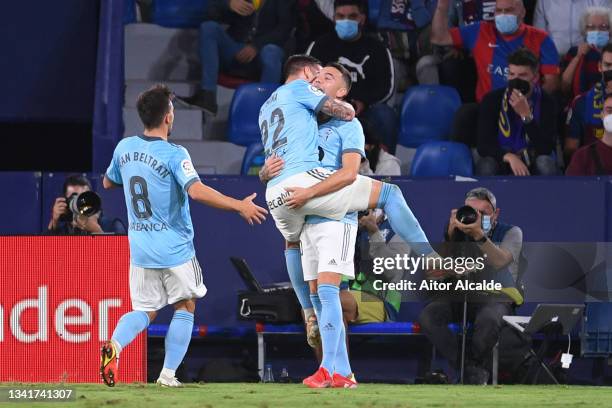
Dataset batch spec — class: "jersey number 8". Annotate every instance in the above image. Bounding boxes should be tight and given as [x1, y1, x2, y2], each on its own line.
[129, 176, 153, 219]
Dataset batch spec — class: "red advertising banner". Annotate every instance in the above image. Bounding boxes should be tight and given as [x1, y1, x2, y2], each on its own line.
[0, 236, 146, 383]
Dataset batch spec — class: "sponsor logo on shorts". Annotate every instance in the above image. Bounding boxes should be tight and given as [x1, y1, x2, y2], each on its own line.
[267, 191, 290, 210]
[328, 259, 337, 266]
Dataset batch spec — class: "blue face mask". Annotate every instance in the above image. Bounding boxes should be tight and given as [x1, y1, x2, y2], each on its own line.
[586, 30, 610, 49]
[495, 14, 519, 35]
[482, 215, 493, 235]
[335, 19, 359, 40]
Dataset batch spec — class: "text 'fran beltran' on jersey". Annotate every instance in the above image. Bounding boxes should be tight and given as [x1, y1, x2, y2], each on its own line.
[118, 151, 171, 179]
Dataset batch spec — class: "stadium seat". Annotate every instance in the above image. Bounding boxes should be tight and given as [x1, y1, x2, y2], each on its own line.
[368, 0, 381, 26]
[410, 141, 473, 177]
[240, 142, 265, 176]
[152, 0, 209, 28]
[227, 83, 278, 147]
[399, 85, 461, 148]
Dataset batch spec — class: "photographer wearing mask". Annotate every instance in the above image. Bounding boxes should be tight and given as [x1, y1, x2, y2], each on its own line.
[47, 175, 125, 235]
[419, 187, 523, 384]
[476, 48, 558, 176]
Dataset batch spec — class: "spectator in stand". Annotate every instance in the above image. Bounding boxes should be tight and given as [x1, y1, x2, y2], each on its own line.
[476, 48, 558, 176]
[565, 44, 612, 160]
[431, 0, 560, 102]
[534, 0, 612, 56]
[358, 118, 401, 176]
[567, 92, 612, 174]
[561, 7, 612, 98]
[306, 0, 395, 123]
[177, 0, 296, 115]
[295, 0, 335, 52]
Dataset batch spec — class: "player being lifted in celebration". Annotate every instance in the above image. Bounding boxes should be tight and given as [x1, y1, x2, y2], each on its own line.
[101, 85, 267, 388]
[261, 56, 438, 351]
[261, 63, 439, 387]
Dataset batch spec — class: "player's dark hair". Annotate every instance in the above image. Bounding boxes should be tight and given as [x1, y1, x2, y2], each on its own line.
[63, 174, 92, 197]
[326, 62, 352, 94]
[137, 84, 173, 130]
[283, 54, 321, 80]
[334, 0, 366, 13]
[507, 48, 539, 72]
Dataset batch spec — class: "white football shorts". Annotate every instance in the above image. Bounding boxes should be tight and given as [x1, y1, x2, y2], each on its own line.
[129, 257, 207, 312]
[300, 221, 357, 281]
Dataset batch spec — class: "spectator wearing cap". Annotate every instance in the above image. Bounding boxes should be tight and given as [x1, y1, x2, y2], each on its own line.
[534, 0, 612, 56]
[567, 92, 612, 174]
[476, 49, 558, 176]
[561, 6, 612, 98]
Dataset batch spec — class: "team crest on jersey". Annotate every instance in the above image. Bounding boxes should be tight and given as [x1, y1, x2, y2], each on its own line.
[308, 85, 324, 97]
[181, 160, 197, 178]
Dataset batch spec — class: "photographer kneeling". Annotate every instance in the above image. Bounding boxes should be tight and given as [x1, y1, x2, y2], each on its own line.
[419, 187, 523, 384]
[47, 175, 125, 235]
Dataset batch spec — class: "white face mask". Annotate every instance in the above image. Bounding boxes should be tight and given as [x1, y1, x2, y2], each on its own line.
[604, 114, 612, 133]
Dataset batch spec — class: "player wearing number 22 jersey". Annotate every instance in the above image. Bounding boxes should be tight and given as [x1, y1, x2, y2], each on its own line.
[101, 84, 266, 389]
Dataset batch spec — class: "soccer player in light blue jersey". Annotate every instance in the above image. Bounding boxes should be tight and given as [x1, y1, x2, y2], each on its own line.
[261, 64, 439, 387]
[100, 85, 267, 388]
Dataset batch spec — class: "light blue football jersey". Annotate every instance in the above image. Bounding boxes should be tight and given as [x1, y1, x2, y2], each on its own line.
[305, 118, 365, 226]
[106, 135, 200, 268]
[259, 79, 329, 187]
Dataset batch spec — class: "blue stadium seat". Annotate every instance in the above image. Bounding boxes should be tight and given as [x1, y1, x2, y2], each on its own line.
[124, 0, 136, 24]
[410, 141, 473, 177]
[399, 85, 461, 148]
[227, 83, 278, 147]
[241, 142, 265, 176]
[152, 0, 208, 28]
[368, 0, 381, 26]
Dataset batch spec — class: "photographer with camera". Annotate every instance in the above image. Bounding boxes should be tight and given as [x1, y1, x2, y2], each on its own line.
[476, 48, 558, 176]
[419, 187, 523, 384]
[47, 175, 125, 235]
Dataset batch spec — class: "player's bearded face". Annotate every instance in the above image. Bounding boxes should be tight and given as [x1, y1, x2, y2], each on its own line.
[166, 103, 174, 136]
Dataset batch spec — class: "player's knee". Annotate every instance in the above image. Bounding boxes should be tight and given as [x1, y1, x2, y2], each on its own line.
[173, 299, 196, 314]
[146, 311, 158, 323]
[386, 183, 402, 198]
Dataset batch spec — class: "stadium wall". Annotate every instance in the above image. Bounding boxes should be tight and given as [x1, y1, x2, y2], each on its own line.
[0, 174, 610, 327]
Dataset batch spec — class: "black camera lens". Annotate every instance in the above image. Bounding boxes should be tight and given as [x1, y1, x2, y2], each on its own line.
[456, 205, 478, 225]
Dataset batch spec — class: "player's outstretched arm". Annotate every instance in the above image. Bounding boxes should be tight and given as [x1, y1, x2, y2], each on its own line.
[285, 152, 361, 209]
[320, 98, 356, 121]
[187, 181, 267, 225]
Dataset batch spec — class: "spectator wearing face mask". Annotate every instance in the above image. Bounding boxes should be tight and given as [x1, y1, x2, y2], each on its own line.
[561, 6, 612, 98]
[431, 0, 560, 103]
[567, 92, 612, 175]
[306, 0, 395, 120]
[534, 0, 612, 56]
[476, 48, 558, 176]
[565, 43, 612, 160]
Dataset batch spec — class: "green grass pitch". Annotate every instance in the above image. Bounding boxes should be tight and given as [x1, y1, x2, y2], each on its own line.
[1, 383, 612, 408]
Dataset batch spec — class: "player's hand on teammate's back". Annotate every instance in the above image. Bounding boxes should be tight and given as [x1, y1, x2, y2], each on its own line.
[239, 193, 268, 225]
[236, 45, 258, 64]
[284, 186, 314, 209]
[229, 0, 255, 16]
[259, 155, 285, 183]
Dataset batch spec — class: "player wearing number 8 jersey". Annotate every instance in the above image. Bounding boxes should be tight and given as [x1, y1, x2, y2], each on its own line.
[101, 84, 267, 388]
